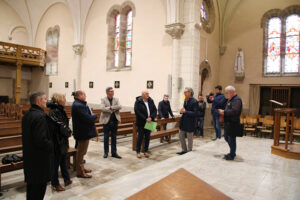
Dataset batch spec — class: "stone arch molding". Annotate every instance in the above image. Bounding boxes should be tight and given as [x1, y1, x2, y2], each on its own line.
[8, 25, 26, 40]
[106, 1, 136, 24]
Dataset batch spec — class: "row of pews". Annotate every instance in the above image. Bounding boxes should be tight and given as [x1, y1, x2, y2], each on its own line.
[0, 103, 182, 190]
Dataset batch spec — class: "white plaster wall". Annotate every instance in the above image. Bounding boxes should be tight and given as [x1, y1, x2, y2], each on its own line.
[34, 2, 76, 102]
[82, 0, 172, 107]
[0, 0, 29, 45]
[219, 0, 300, 110]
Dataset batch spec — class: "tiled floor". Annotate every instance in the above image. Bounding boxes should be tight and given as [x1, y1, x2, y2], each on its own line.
[1, 133, 300, 200]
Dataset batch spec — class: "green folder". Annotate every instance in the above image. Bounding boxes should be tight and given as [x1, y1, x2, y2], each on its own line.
[144, 121, 157, 131]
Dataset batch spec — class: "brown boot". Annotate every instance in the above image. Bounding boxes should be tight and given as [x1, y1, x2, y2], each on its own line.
[52, 184, 65, 192]
[136, 153, 142, 159]
[64, 179, 73, 187]
[144, 152, 150, 158]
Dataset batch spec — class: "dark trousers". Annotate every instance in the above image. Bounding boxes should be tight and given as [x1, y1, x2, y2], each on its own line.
[136, 126, 151, 153]
[51, 154, 70, 186]
[163, 124, 168, 139]
[224, 132, 236, 158]
[212, 113, 222, 138]
[194, 117, 204, 136]
[26, 183, 47, 200]
[103, 121, 118, 154]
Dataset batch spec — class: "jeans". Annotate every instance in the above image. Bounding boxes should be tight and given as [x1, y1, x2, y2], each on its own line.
[51, 154, 70, 186]
[194, 117, 204, 136]
[212, 113, 221, 139]
[163, 124, 169, 139]
[136, 126, 151, 153]
[26, 183, 47, 200]
[103, 120, 118, 155]
[224, 131, 236, 158]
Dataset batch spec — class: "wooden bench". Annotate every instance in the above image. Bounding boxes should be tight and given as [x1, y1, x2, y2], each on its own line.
[0, 135, 77, 190]
[132, 117, 181, 151]
[0, 120, 21, 128]
[0, 127, 22, 137]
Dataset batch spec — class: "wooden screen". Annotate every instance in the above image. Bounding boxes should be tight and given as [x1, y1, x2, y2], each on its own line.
[270, 87, 291, 114]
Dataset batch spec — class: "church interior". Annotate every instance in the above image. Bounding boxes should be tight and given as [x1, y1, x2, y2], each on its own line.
[0, 0, 300, 199]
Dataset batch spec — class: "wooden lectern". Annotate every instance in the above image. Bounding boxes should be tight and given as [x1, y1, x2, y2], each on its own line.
[271, 108, 300, 160]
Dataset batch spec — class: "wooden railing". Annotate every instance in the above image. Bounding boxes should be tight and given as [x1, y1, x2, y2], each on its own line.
[0, 41, 45, 67]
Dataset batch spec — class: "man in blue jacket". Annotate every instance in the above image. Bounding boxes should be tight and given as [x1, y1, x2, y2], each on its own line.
[207, 85, 227, 140]
[72, 90, 97, 178]
[177, 87, 198, 155]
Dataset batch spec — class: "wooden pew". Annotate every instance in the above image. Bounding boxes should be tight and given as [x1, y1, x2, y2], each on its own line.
[0, 120, 21, 129]
[132, 117, 181, 151]
[0, 127, 22, 137]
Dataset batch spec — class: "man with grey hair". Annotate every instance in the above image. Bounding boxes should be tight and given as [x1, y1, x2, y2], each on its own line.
[22, 91, 54, 199]
[100, 87, 122, 159]
[177, 87, 198, 155]
[218, 85, 243, 160]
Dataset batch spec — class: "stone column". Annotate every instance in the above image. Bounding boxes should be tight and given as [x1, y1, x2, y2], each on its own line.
[165, 23, 185, 111]
[72, 44, 84, 90]
[15, 60, 22, 104]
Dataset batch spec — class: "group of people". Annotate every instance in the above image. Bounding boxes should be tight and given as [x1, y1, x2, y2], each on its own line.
[21, 84, 242, 200]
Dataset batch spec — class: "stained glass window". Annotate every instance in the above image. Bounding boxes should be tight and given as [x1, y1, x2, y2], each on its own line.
[266, 17, 281, 73]
[125, 11, 133, 67]
[284, 14, 299, 73]
[114, 14, 120, 67]
[200, 2, 207, 22]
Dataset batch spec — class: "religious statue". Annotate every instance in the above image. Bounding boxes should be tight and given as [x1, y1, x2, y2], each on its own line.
[235, 48, 245, 81]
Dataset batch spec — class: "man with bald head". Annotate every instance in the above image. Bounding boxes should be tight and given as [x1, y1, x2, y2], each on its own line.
[72, 90, 97, 178]
[218, 86, 243, 160]
[134, 90, 157, 158]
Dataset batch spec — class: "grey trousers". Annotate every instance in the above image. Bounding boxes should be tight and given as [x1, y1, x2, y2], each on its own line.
[179, 129, 193, 152]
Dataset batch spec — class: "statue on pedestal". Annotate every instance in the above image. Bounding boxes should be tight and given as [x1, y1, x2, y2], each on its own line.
[235, 48, 245, 81]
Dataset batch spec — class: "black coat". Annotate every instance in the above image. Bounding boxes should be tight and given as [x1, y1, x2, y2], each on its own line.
[180, 98, 198, 132]
[134, 96, 157, 128]
[22, 105, 54, 184]
[197, 101, 206, 117]
[224, 95, 243, 137]
[158, 100, 174, 119]
[47, 102, 71, 156]
[72, 99, 97, 141]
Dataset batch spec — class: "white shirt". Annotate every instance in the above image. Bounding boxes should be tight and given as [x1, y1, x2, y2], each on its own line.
[144, 100, 150, 117]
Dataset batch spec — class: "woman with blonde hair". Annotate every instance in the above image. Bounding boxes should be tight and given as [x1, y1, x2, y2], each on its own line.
[47, 93, 72, 191]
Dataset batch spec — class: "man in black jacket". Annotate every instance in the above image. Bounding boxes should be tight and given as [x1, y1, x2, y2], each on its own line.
[72, 90, 97, 178]
[194, 94, 206, 137]
[22, 91, 54, 200]
[158, 94, 174, 139]
[218, 86, 243, 161]
[177, 87, 198, 155]
[134, 90, 157, 158]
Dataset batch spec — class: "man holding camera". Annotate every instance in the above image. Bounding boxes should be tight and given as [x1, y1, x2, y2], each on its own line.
[207, 85, 227, 140]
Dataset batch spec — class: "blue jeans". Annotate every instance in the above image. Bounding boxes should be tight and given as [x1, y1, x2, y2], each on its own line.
[103, 120, 118, 155]
[136, 126, 151, 153]
[51, 154, 70, 186]
[224, 131, 236, 158]
[194, 117, 204, 136]
[212, 113, 221, 138]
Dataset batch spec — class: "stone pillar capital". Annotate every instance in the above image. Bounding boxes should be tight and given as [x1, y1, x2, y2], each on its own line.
[165, 23, 185, 39]
[72, 44, 84, 55]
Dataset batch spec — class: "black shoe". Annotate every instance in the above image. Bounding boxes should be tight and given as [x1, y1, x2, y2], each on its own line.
[82, 159, 86, 164]
[176, 151, 187, 155]
[112, 154, 122, 159]
[212, 138, 217, 141]
[103, 154, 108, 158]
[223, 154, 234, 160]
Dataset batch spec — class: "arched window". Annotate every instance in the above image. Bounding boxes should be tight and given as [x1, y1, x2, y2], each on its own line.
[284, 14, 299, 73]
[107, 3, 135, 71]
[200, 2, 207, 23]
[266, 17, 281, 73]
[262, 6, 300, 76]
[125, 10, 133, 67]
[45, 26, 59, 75]
[114, 14, 120, 67]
